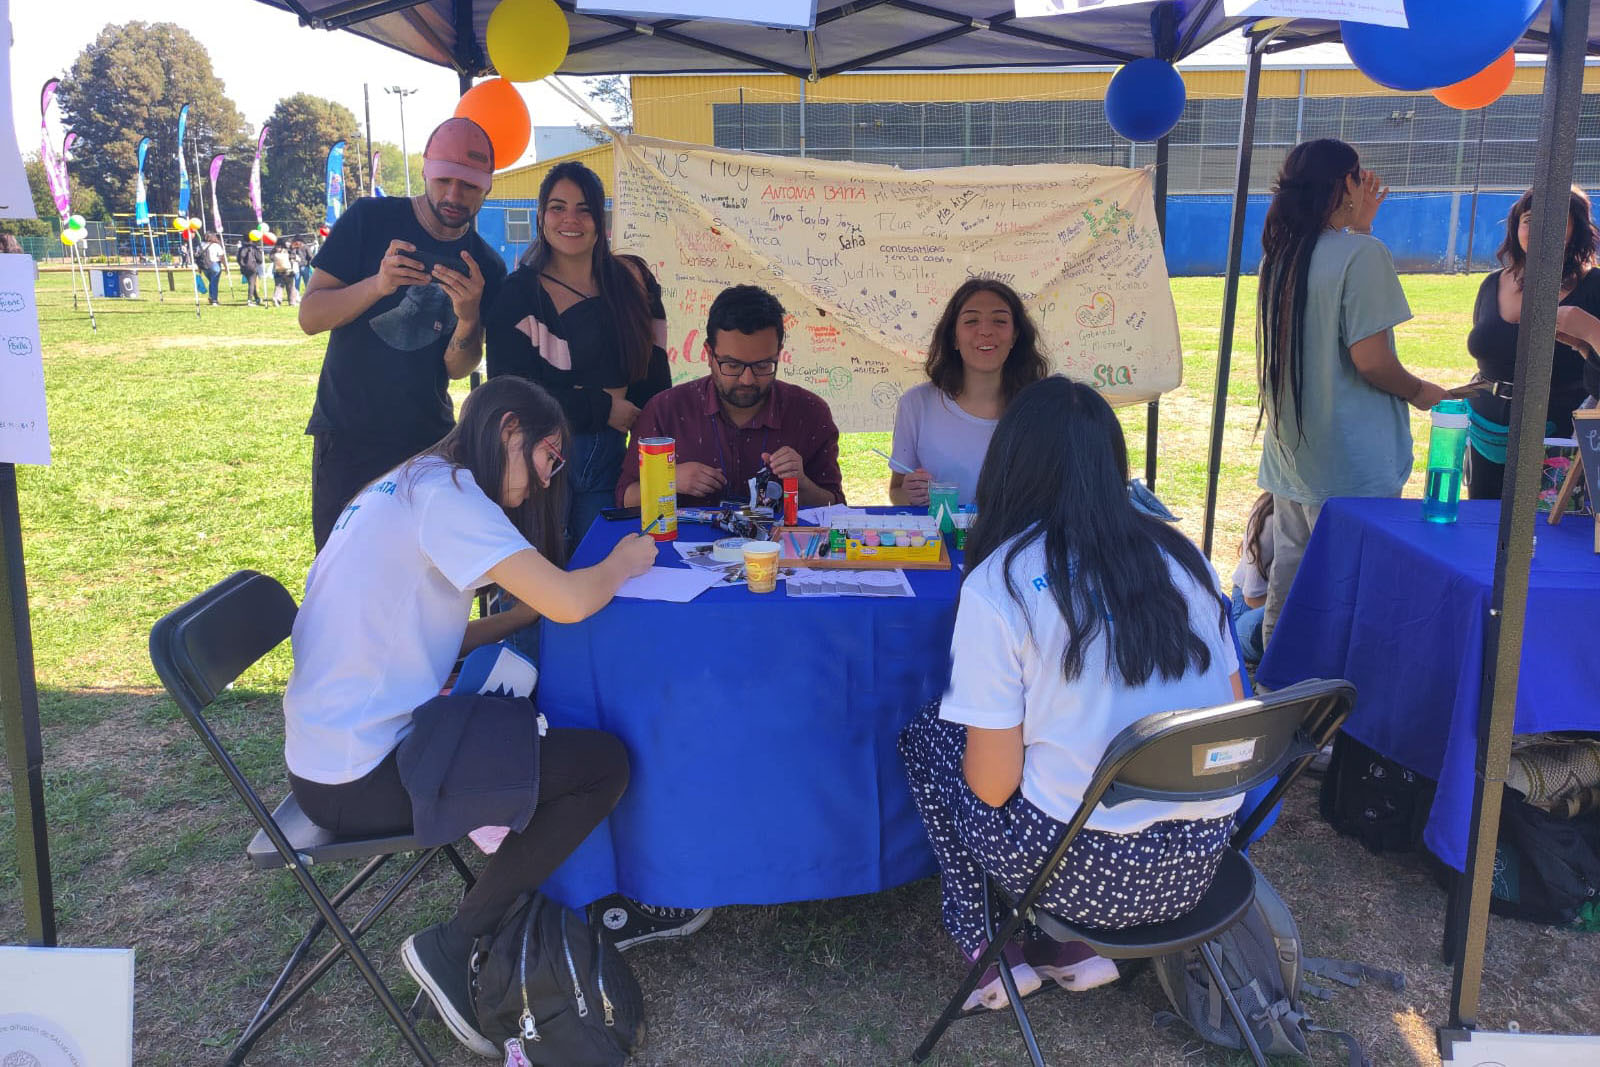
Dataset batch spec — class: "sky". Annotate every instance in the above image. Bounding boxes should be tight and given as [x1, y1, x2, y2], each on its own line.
[8, 0, 597, 175]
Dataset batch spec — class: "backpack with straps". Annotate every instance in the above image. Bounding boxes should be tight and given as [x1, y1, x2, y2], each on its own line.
[471, 893, 644, 1066]
[1151, 865, 1402, 1066]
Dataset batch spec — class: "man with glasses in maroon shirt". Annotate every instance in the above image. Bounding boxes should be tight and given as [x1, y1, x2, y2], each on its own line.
[616, 285, 846, 509]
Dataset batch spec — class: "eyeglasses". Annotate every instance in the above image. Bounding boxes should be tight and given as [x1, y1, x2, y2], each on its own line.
[543, 442, 566, 479]
[712, 355, 780, 378]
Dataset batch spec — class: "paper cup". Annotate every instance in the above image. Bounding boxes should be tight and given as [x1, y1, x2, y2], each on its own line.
[742, 540, 781, 593]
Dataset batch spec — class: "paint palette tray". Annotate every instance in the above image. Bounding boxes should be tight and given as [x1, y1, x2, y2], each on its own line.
[772, 526, 952, 571]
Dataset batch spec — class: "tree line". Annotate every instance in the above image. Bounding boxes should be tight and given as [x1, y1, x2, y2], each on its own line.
[16, 20, 423, 237]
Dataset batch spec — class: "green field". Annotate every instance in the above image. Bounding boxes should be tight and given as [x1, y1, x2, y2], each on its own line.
[9, 270, 1592, 1066]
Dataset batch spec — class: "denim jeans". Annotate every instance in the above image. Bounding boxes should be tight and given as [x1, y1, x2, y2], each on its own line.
[565, 427, 627, 552]
[1230, 586, 1265, 665]
[204, 267, 221, 303]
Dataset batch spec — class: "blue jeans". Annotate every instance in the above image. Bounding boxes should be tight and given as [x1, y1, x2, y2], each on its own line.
[1230, 586, 1265, 665]
[204, 267, 221, 303]
[566, 427, 626, 552]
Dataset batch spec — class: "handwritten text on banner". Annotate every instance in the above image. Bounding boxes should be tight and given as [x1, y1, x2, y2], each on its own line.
[612, 135, 1182, 432]
[0, 254, 49, 465]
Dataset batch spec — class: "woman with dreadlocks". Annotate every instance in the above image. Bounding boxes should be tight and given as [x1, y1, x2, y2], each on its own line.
[1255, 139, 1446, 646]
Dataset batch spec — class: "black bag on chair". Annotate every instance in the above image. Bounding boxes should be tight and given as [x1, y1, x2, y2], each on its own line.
[471, 893, 644, 1065]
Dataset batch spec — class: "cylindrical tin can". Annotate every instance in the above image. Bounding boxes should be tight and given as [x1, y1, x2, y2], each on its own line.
[639, 436, 677, 541]
[782, 477, 799, 526]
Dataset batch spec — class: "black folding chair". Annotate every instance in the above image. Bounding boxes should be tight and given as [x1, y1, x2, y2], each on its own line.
[912, 677, 1356, 1067]
[149, 570, 477, 1066]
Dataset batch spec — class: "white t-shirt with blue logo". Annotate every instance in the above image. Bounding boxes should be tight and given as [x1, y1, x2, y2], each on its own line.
[284, 456, 532, 784]
[939, 532, 1243, 834]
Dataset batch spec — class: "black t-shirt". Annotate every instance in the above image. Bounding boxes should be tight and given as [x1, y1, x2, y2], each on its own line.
[1466, 268, 1600, 435]
[305, 196, 507, 450]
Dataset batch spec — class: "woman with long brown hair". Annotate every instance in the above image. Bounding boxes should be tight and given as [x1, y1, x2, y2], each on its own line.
[1465, 186, 1600, 499]
[1255, 138, 1445, 645]
[486, 161, 671, 546]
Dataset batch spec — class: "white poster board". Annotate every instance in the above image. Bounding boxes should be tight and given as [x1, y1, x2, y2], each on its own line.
[612, 135, 1182, 432]
[0, 946, 135, 1066]
[0, 253, 49, 464]
[1222, 0, 1408, 28]
[0, 0, 36, 220]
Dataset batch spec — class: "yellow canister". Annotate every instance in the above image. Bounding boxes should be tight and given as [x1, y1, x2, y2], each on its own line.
[639, 436, 677, 541]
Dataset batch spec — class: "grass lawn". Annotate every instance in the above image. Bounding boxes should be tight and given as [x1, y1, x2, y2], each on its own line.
[2, 269, 1596, 1065]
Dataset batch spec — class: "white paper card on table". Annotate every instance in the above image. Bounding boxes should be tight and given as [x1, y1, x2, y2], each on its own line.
[0, 945, 135, 1066]
[1013, 0, 1147, 19]
[1221, 0, 1407, 29]
[577, 0, 817, 30]
[615, 566, 727, 603]
[0, 254, 50, 465]
[0, 2, 37, 221]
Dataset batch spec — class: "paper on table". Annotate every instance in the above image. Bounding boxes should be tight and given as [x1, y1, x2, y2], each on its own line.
[796, 504, 874, 527]
[615, 566, 727, 603]
[0, 254, 50, 465]
[786, 568, 915, 598]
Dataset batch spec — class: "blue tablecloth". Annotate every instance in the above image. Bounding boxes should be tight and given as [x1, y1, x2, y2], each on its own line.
[1256, 497, 1600, 871]
[535, 510, 959, 909]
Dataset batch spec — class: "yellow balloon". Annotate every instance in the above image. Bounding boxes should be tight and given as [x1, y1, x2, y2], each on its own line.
[60, 232, 74, 246]
[486, 0, 570, 83]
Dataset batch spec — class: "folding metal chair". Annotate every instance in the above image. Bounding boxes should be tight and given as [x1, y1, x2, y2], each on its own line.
[149, 570, 477, 1066]
[912, 677, 1356, 1067]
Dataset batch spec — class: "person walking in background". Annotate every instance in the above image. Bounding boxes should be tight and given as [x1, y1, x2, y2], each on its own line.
[298, 116, 506, 550]
[237, 238, 264, 306]
[202, 232, 225, 306]
[271, 239, 296, 307]
[485, 161, 673, 548]
[1464, 186, 1600, 499]
[888, 279, 1048, 507]
[1254, 138, 1447, 647]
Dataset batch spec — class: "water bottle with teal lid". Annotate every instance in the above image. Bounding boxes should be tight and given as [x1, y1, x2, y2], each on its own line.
[1423, 398, 1471, 523]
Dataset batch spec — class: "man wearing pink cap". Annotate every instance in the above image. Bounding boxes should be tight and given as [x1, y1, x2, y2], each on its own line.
[299, 116, 509, 549]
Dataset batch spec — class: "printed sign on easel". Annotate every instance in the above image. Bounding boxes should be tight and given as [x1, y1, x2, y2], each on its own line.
[0, 946, 135, 1066]
[1575, 409, 1600, 553]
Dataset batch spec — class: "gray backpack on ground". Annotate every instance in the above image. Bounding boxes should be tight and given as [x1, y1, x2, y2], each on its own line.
[1151, 866, 1402, 1066]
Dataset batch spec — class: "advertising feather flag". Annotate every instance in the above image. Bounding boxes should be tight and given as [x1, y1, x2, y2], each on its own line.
[176, 104, 191, 217]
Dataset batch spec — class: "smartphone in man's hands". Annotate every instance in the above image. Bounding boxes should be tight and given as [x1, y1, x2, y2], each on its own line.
[407, 249, 469, 276]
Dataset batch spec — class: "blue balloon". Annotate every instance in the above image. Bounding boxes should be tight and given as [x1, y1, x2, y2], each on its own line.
[1105, 58, 1186, 143]
[1343, 0, 1541, 92]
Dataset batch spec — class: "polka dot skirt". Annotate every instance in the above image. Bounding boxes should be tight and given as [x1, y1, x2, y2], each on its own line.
[899, 701, 1234, 956]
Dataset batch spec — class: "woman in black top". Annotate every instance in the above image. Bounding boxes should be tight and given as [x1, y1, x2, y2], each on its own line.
[485, 161, 671, 545]
[1465, 186, 1600, 499]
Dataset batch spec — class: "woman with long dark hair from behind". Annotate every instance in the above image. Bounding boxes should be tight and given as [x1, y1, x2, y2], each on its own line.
[1465, 186, 1600, 499]
[899, 376, 1246, 1012]
[283, 376, 657, 1056]
[486, 160, 671, 547]
[1255, 138, 1445, 646]
[888, 278, 1049, 506]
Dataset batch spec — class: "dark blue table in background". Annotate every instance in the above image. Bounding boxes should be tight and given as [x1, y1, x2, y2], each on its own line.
[535, 509, 959, 909]
[1257, 498, 1600, 870]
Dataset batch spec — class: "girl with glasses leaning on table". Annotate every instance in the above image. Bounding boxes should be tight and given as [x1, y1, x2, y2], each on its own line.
[281, 375, 657, 1057]
[899, 376, 1247, 1012]
[888, 279, 1049, 508]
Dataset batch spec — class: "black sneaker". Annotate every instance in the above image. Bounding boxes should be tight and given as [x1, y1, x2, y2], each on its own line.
[590, 896, 713, 951]
[401, 922, 496, 1057]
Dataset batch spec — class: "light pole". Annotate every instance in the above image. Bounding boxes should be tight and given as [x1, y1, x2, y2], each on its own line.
[385, 86, 418, 196]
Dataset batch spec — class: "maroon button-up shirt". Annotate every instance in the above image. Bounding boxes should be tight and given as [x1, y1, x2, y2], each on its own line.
[616, 375, 846, 507]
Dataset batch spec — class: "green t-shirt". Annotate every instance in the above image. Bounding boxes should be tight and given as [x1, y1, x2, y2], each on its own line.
[1257, 232, 1414, 505]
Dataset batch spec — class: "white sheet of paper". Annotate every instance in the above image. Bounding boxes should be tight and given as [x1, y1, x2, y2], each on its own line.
[785, 568, 915, 598]
[1222, 0, 1407, 28]
[1013, 0, 1147, 19]
[0, 2, 36, 220]
[796, 505, 874, 527]
[615, 565, 727, 603]
[577, 0, 816, 29]
[0, 946, 135, 1066]
[0, 254, 50, 465]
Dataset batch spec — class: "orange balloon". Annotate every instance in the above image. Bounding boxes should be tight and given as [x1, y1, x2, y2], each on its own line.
[453, 78, 530, 169]
[1431, 50, 1516, 110]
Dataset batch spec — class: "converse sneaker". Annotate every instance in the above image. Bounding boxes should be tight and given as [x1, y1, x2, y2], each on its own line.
[590, 896, 713, 951]
[401, 922, 496, 1057]
[962, 938, 1042, 1012]
[1022, 932, 1119, 992]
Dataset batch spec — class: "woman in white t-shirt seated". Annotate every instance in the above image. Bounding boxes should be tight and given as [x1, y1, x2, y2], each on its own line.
[888, 279, 1048, 506]
[899, 376, 1244, 1012]
[283, 375, 656, 1056]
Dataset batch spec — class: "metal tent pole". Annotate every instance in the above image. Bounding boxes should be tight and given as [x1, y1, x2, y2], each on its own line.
[1147, 132, 1169, 489]
[1201, 36, 1266, 557]
[1442, 0, 1590, 1041]
[1, 462, 54, 946]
